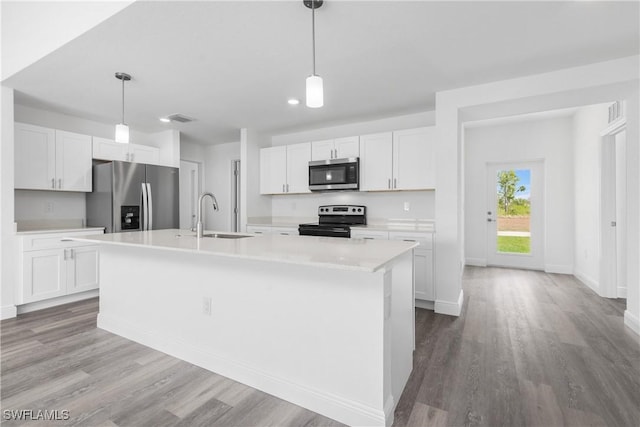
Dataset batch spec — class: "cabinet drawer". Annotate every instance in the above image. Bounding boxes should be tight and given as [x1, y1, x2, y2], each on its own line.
[388, 231, 433, 249]
[246, 226, 273, 235]
[350, 230, 389, 240]
[21, 230, 104, 251]
[270, 226, 299, 236]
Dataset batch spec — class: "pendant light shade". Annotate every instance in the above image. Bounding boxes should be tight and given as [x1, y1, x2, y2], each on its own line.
[304, 0, 323, 108]
[306, 74, 323, 108]
[114, 72, 131, 144]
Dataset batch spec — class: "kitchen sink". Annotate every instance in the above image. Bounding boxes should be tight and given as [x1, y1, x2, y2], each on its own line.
[175, 233, 253, 239]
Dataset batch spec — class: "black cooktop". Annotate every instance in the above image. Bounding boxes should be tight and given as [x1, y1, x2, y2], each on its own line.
[298, 205, 366, 238]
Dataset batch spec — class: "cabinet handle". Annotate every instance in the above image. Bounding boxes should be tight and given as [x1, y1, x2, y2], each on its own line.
[286, 183, 289, 192]
[403, 239, 416, 242]
[363, 237, 375, 240]
[69, 249, 74, 259]
[388, 178, 391, 189]
[58, 178, 62, 189]
[394, 178, 397, 189]
[51, 178, 55, 189]
[63, 249, 67, 260]
[282, 184, 285, 193]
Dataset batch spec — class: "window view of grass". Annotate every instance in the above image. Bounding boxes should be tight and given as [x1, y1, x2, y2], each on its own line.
[496, 169, 531, 254]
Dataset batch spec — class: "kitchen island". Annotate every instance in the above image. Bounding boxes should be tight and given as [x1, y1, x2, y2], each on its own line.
[70, 229, 417, 427]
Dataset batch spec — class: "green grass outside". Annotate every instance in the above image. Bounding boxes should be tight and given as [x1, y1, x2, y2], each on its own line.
[497, 236, 530, 253]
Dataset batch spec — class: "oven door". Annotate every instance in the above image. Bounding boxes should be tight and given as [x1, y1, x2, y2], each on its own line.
[308, 158, 359, 191]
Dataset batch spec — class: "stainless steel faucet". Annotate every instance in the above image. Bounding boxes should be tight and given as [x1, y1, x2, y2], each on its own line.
[196, 192, 219, 238]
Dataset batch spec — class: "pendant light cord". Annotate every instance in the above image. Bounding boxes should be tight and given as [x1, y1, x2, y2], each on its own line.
[121, 76, 125, 124]
[311, 0, 316, 76]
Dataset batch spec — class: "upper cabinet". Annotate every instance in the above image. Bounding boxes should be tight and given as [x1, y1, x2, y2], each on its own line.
[260, 142, 311, 194]
[93, 137, 160, 165]
[310, 136, 359, 161]
[360, 127, 435, 191]
[15, 123, 92, 192]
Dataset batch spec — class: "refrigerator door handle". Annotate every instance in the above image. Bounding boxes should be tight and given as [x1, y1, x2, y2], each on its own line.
[141, 182, 148, 231]
[146, 183, 153, 231]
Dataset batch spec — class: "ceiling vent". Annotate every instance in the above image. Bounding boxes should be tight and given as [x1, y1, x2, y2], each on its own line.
[166, 113, 195, 123]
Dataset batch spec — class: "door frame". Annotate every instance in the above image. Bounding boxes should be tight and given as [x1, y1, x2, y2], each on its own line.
[486, 160, 545, 270]
[179, 160, 202, 230]
[599, 118, 627, 298]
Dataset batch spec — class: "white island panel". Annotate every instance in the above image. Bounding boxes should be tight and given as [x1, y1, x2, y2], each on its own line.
[85, 230, 416, 427]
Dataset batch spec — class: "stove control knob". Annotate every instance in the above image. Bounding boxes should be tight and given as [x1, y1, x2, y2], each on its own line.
[352, 208, 356, 212]
[358, 208, 362, 212]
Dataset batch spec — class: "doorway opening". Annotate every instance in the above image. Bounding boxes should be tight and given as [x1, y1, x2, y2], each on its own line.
[179, 160, 201, 230]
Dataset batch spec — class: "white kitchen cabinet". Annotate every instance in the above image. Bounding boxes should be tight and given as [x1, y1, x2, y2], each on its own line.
[360, 127, 436, 191]
[246, 225, 273, 234]
[14, 123, 56, 190]
[93, 137, 160, 165]
[311, 136, 359, 161]
[360, 132, 393, 191]
[389, 231, 434, 301]
[260, 143, 311, 194]
[56, 130, 92, 191]
[393, 127, 436, 190]
[18, 230, 103, 304]
[350, 229, 389, 240]
[270, 226, 299, 235]
[14, 123, 92, 192]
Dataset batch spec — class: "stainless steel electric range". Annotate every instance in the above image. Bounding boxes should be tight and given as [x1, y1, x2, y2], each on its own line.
[298, 205, 366, 238]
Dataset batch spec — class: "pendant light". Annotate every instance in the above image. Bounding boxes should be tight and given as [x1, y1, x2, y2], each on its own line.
[115, 72, 131, 143]
[304, 0, 323, 108]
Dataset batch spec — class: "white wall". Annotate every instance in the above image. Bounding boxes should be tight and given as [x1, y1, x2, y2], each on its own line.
[615, 130, 627, 295]
[573, 104, 610, 290]
[1, 86, 17, 319]
[1, 1, 133, 80]
[203, 142, 240, 231]
[241, 128, 272, 232]
[464, 115, 575, 272]
[14, 190, 86, 223]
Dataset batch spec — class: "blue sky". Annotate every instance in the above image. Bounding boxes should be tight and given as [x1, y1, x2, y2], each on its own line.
[514, 169, 531, 199]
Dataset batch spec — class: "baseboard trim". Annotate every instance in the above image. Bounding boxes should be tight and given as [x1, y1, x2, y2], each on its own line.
[574, 270, 600, 295]
[415, 299, 434, 310]
[17, 290, 99, 315]
[97, 314, 389, 427]
[617, 287, 627, 299]
[1, 305, 17, 320]
[545, 264, 573, 274]
[434, 290, 464, 317]
[465, 258, 486, 267]
[624, 310, 640, 336]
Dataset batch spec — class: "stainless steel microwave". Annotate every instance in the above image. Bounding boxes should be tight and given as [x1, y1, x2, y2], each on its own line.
[308, 157, 359, 191]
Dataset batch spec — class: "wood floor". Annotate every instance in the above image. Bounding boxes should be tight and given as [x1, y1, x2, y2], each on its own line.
[1, 267, 639, 426]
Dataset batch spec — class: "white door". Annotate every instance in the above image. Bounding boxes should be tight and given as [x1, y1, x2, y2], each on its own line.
[393, 127, 436, 190]
[360, 132, 393, 191]
[14, 123, 56, 190]
[56, 130, 92, 191]
[67, 246, 99, 294]
[22, 249, 67, 303]
[334, 136, 360, 158]
[486, 161, 544, 269]
[179, 160, 200, 230]
[260, 146, 287, 194]
[286, 142, 312, 193]
[311, 139, 335, 161]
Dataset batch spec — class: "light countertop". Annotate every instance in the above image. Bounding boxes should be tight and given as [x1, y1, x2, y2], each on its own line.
[247, 217, 435, 233]
[16, 226, 105, 235]
[70, 229, 417, 272]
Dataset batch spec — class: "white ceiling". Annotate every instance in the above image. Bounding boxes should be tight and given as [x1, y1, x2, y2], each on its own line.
[4, 1, 639, 145]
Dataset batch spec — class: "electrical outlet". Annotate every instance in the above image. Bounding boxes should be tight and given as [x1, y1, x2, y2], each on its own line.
[202, 297, 212, 316]
[45, 202, 54, 213]
[403, 202, 410, 212]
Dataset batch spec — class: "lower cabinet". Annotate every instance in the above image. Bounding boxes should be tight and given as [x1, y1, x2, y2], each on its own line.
[351, 229, 435, 302]
[246, 225, 299, 235]
[19, 230, 102, 305]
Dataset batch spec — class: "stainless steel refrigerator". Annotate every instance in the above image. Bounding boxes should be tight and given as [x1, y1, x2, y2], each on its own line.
[86, 161, 179, 233]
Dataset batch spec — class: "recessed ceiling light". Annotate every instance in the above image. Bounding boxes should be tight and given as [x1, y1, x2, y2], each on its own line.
[159, 117, 171, 123]
[287, 98, 300, 105]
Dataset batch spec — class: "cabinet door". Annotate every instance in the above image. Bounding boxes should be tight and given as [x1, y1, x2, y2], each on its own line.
[22, 249, 66, 303]
[92, 137, 128, 161]
[286, 142, 312, 193]
[56, 130, 92, 191]
[260, 146, 287, 194]
[413, 249, 434, 301]
[67, 246, 99, 294]
[246, 226, 273, 234]
[129, 144, 160, 165]
[311, 139, 334, 161]
[14, 123, 56, 190]
[392, 127, 436, 190]
[334, 136, 359, 159]
[360, 132, 393, 191]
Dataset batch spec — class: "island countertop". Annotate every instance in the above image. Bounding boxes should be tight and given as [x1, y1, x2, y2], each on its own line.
[70, 228, 417, 273]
